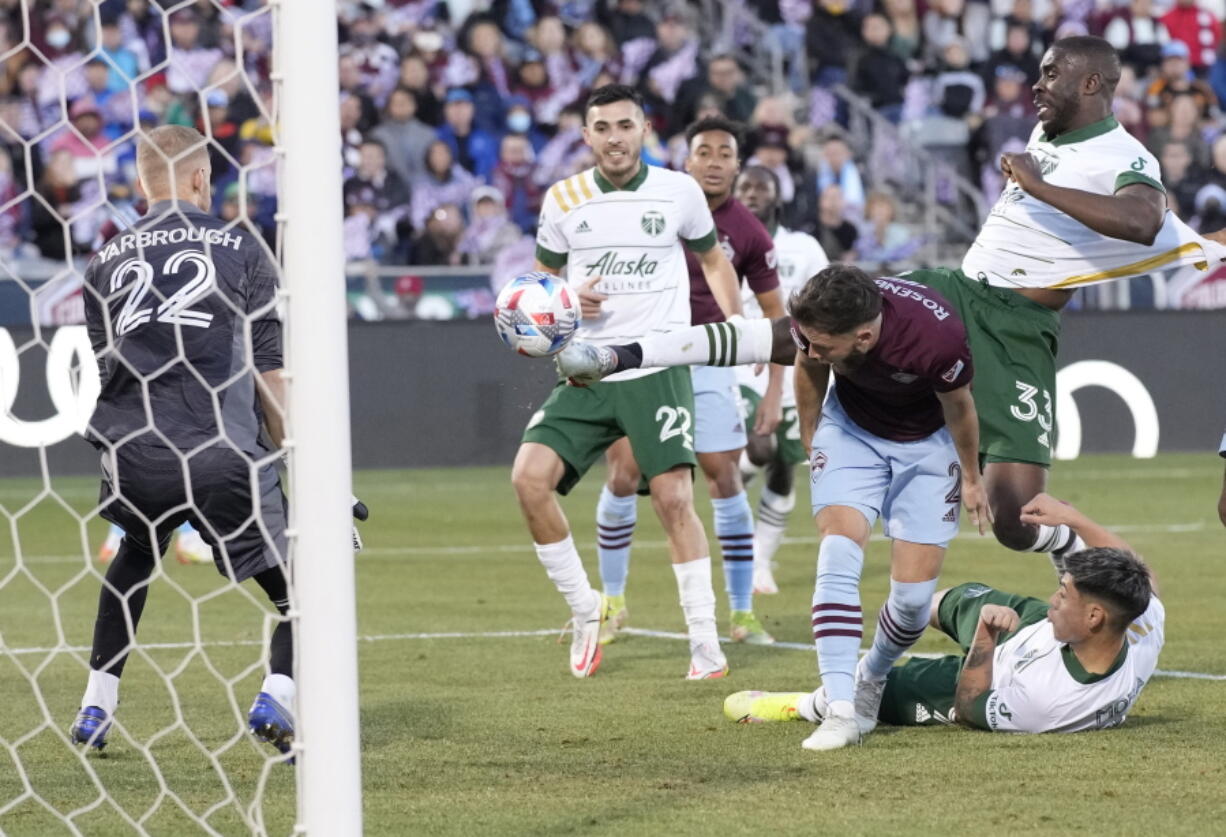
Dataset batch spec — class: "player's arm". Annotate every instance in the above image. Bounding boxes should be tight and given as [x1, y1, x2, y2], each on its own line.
[753, 287, 787, 434]
[795, 350, 830, 455]
[694, 241, 742, 319]
[1000, 152, 1165, 245]
[954, 604, 1019, 729]
[935, 384, 991, 535]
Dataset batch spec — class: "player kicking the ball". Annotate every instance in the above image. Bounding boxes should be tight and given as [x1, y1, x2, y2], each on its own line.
[512, 85, 744, 680]
[593, 118, 785, 648]
[725, 494, 1164, 735]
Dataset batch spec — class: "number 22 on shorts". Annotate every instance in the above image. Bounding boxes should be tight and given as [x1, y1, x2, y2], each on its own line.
[656, 405, 693, 450]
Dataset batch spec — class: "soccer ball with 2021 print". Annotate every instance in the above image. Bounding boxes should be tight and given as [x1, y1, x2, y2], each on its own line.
[493, 271, 581, 357]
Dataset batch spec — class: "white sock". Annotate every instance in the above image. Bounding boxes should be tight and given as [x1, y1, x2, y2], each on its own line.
[535, 535, 599, 617]
[797, 691, 822, 723]
[596, 486, 636, 597]
[82, 669, 120, 716]
[640, 318, 775, 369]
[754, 486, 794, 571]
[672, 557, 719, 646]
[1029, 523, 1080, 554]
[261, 673, 296, 710]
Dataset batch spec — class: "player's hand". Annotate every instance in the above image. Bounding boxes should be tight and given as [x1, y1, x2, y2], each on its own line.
[1000, 151, 1045, 195]
[1019, 492, 1075, 528]
[352, 495, 368, 553]
[978, 603, 1019, 637]
[577, 276, 608, 319]
[962, 479, 993, 536]
[754, 386, 783, 435]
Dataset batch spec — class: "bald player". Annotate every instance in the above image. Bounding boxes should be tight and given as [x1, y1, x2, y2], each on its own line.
[73, 125, 300, 757]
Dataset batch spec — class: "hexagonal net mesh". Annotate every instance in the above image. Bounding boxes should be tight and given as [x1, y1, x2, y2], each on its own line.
[0, 2, 317, 833]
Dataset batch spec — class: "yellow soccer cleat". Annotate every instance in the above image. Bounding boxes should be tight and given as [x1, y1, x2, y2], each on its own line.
[598, 594, 628, 645]
[724, 690, 809, 724]
[729, 610, 775, 645]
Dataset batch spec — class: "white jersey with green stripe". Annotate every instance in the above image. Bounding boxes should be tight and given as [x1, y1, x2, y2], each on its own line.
[739, 225, 828, 406]
[962, 116, 1226, 290]
[535, 163, 716, 382]
[976, 596, 1165, 734]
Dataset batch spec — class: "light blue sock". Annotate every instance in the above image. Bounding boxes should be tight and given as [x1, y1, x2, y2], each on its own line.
[812, 534, 864, 706]
[596, 486, 636, 597]
[862, 577, 937, 681]
[109, 523, 125, 538]
[712, 492, 754, 612]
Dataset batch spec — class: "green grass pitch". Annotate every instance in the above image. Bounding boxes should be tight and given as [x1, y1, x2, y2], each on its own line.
[0, 453, 1224, 835]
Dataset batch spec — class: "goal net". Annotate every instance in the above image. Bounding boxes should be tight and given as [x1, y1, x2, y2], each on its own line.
[0, 2, 359, 834]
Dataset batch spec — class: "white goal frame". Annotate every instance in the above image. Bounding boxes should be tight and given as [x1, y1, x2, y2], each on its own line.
[277, 1, 362, 833]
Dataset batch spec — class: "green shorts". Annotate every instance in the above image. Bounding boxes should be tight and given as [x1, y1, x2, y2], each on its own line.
[904, 267, 1062, 467]
[739, 386, 807, 466]
[522, 367, 697, 496]
[877, 582, 1050, 727]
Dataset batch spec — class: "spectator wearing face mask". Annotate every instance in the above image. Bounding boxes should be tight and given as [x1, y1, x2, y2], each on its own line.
[504, 96, 547, 154]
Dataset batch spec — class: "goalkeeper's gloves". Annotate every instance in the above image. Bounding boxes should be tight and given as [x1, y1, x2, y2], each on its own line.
[352, 495, 369, 553]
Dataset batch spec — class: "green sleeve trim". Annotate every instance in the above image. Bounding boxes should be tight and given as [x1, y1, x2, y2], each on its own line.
[535, 244, 568, 269]
[682, 228, 718, 253]
[963, 691, 994, 730]
[1114, 171, 1165, 194]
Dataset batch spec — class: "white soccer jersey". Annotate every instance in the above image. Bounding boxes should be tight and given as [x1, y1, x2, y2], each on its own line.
[536, 164, 716, 382]
[738, 225, 828, 405]
[962, 116, 1226, 290]
[977, 596, 1165, 734]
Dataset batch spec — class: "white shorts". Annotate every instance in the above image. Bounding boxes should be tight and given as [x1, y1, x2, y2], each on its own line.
[809, 390, 961, 547]
[691, 365, 747, 454]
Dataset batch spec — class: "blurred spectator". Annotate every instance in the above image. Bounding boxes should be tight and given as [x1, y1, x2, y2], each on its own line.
[339, 5, 400, 107]
[436, 87, 499, 179]
[816, 134, 866, 213]
[344, 138, 412, 263]
[1213, 43, 1226, 107]
[1113, 64, 1148, 139]
[338, 53, 380, 133]
[1148, 93, 1211, 166]
[459, 185, 523, 264]
[31, 149, 89, 261]
[747, 124, 797, 205]
[411, 140, 480, 229]
[816, 184, 860, 261]
[856, 191, 923, 268]
[1192, 135, 1226, 230]
[923, 0, 970, 69]
[982, 21, 1041, 87]
[807, 0, 863, 87]
[504, 96, 548, 153]
[413, 202, 465, 266]
[462, 17, 514, 135]
[976, 65, 1035, 194]
[572, 22, 623, 89]
[0, 151, 21, 256]
[883, 0, 923, 64]
[675, 55, 757, 132]
[98, 15, 142, 92]
[398, 53, 443, 126]
[1100, 0, 1170, 77]
[166, 9, 223, 95]
[932, 39, 987, 123]
[534, 107, 594, 187]
[491, 133, 541, 233]
[340, 92, 365, 179]
[638, 12, 700, 114]
[606, 0, 657, 46]
[387, 275, 423, 320]
[372, 86, 437, 186]
[50, 98, 116, 183]
[1160, 140, 1207, 217]
[81, 58, 134, 139]
[201, 90, 241, 181]
[1146, 41, 1220, 128]
[1160, 0, 1221, 74]
[851, 14, 909, 121]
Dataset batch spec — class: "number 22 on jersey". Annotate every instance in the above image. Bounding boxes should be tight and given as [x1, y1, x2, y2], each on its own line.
[111, 250, 217, 335]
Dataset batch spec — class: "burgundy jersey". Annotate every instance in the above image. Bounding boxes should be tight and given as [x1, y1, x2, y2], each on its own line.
[686, 197, 779, 325]
[792, 277, 973, 441]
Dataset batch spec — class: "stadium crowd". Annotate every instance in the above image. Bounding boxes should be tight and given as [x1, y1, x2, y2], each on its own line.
[0, 0, 1224, 313]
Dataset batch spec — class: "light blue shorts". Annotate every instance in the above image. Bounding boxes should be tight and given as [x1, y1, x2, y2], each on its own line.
[691, 365, 747, 454]
[809, 391, 961, 547]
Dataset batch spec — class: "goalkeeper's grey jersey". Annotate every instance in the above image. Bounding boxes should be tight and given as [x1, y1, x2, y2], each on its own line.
[83, 200, 281, 456]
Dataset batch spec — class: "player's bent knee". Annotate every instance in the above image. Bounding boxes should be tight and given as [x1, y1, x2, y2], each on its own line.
[511, 444, 564, 500]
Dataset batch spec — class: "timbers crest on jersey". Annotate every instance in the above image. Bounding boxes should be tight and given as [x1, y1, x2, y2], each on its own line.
[640, 210, 666, 236]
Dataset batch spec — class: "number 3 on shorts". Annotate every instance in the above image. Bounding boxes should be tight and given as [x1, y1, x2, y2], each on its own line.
[656, 405, 693, 450]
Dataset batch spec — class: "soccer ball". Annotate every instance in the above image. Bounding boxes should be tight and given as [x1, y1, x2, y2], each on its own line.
[494, 272, 580, 357]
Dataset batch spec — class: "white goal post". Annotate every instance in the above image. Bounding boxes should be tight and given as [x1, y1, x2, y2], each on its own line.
[277, 0, 363, 834]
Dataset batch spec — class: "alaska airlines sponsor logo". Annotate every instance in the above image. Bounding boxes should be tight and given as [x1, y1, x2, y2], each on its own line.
[585, 251, 659, 277]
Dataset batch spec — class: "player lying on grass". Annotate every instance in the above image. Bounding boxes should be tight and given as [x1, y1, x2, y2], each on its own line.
[725, 493, 1163, 734]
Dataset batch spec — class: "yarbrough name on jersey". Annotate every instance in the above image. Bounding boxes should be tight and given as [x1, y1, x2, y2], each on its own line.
[97, 226, 245, 263]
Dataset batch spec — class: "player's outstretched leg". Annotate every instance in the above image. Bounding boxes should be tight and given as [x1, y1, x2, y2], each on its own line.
[597, 439, 640, 645]
[72, 530, 164, 750]
[650, 468, 727, 679]
[174, 521, 214, 565]
[246, 567, 296, 757]
[985, 462, 1085, 570]
[96, 523, 123, 564]
[511, 443, 606, 678]
[803, 510, 868, 752]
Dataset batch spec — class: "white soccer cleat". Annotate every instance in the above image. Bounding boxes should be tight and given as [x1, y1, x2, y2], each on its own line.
[685, 640, 729, 680]
[174, 529, 214, 565]
[801, 713, 863, 751]
[568, 593, 608, 678]
[752, 566, 779, 595]
[96, 530, 122, 564]
[852, 657, 887, 735]
[554, 341, 618, 386]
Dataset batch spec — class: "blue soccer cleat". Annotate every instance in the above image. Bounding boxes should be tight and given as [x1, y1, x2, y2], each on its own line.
[70, 706, 111, 751]
[248, 692, 294, 758]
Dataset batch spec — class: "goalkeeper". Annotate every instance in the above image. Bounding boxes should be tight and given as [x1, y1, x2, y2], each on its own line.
[70, 125, 365, 757]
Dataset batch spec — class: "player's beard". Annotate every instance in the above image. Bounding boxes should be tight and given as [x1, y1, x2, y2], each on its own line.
[833, 348, 868, 374]
[600, 144, 638, 178]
